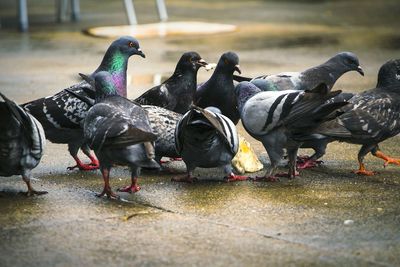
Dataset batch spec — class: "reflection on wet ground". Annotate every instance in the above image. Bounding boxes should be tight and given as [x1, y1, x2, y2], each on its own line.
[0, 0, 399, 266]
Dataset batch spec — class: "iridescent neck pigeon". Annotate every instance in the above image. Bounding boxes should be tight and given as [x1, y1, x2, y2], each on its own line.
[194, 51, 242, 124]
[22, 36, 145, 171]
[315, 59, 400, 175]
[234, 52, 364, 92]
[173, 106, 244, 183]
[84, 71, 158, 198]
[235, 81, 348, 180]
[0, 92, 47, 196]
[135, 52, 208, 114]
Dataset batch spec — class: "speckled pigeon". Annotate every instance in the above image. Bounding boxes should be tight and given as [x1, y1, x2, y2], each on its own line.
[135, 52, 208, 114]
[0, 92, 47, 196]
[235, 81, 348, 180]
[234, 52, 364, 92]
[173, 106, 246, 183]
[314, 59, 400, 175]
[84, 71, 159, 198]
[194, 52, 242, 124]
[22, 36, 145, 171]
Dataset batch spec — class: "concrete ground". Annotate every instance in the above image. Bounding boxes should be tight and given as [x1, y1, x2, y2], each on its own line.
[0, 0, 399, 266]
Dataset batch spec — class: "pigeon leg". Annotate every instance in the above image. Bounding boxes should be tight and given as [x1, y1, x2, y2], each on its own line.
[372, 149, 400, 168]
[223, 164, 249, 182]
[353, 162, 376, 176]
[22, 175, 47, 196]
[352, 144, 376, 176]
[117, 177, 141, 193]
[97, 167, 119, 199]
[224, 173, 249, 182]
[297, 159, 320, 169]
[81, 144, 100, 168]
[68, 156, 99, 171]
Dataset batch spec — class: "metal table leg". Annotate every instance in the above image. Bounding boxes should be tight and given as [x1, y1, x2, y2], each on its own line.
[18, 0, 28, 32]
[123, 0, 138, 25]
[156, 0, 168, 22]
[71, 0, 80, 21]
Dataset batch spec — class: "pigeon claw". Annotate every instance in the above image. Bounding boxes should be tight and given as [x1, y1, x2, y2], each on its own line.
[67, 163, 99, 171]
[297, 159, 323, 169]
[96, 187, 120, 199]
[352, 169, 376, 176]
[224, 173, 249, 182]
[117, 184, 141, 193]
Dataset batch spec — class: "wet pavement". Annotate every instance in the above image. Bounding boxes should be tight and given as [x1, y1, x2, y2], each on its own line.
[0, 0, 400, 266]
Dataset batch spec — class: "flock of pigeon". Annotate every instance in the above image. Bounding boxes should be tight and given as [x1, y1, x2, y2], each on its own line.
[1, 36, 400, 198]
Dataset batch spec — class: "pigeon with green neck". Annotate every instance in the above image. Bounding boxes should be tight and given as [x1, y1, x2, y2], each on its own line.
[22, 36, 145, 171]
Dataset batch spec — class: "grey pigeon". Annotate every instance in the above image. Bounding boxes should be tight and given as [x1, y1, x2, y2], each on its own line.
[234, 52, 364, 92]
[0, 92, 47, 196]
[142, 105, 182, 162]
[22, 36, 145, 171]
[296, 92, 354, 169]
[235, 81, 348, 180]
[135, 52, 208, 114]
[314, 59, 400, 175]
[194, 52, 242, 124]
[84, 71, 159, 198]
[66, 81, 182, 165]
[173, 106, 246, 183]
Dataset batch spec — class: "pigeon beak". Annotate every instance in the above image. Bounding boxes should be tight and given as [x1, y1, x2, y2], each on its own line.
[196, 59, 208, 67]
[137, 48, 146, 58]
[234, 64, 242, 75]
[356, 66, 364, 76]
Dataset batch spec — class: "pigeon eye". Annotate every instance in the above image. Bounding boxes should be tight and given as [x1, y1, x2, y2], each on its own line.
[128, 42, 134, 48]
[224, 59, 229, 65]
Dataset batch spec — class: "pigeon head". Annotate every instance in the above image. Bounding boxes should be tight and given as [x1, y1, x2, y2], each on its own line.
[329, 52, 364, 76]
[96, 36, 144, 97]
[93, 71, 118, 102]
[176, 52, 208, 73]
[234, 81, 262, 114]
[376, 59, 400, 88]
[110, 36, 145, 58]
[216, 51, 241, 75]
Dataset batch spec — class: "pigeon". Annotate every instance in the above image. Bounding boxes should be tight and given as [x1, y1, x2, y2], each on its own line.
[22, 36, 145, 171]
[233, 52, 364, 92]
[173, 105, 246, 183]
[66, 81, 182, 165]
[235, 81, 348, 180]
[194, 51, 242, 124]
[0, 92, 47, 196]
[314, 59, 400, 175]
[83, 71, 159, 198]
[296, 92, 355, 169]
[142, 105, 182, 162]
[135, 52, 208, 114]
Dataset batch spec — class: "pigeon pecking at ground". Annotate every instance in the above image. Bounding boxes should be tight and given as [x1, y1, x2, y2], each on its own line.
[22, 36, 145, 171]
[0, 92, 47, 196]
[314, 59, 400, 175]
[83, 71, 159, 198]
[135, 52, 208, 114]
[173, 106, 246, 183]
[194, 51, 242, 125]
[235, 81, 349, 180]
[233, 52, 364, 92]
